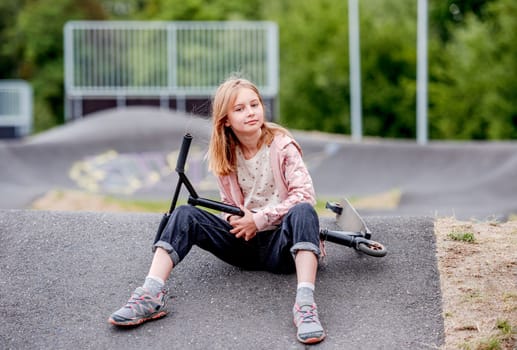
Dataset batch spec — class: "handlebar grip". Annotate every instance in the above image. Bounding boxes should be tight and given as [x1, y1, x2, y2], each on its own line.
[188, 196, 245, 216]
[176, 133, 193, 173]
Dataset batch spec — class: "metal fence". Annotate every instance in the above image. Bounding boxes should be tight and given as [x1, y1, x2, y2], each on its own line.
[64, 21, 279, 120]
[0, 80, 33, 138]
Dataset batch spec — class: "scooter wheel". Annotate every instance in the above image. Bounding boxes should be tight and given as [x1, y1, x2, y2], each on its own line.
[357, 241, 387, 257]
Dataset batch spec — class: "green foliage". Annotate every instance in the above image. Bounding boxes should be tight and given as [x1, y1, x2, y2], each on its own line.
[101, 0, 148, 19]
[141, 0, 262, 21]
[448, 231, 476, 242]
[360, 1, 418, 138]
[2, 0, 516, 140]
[496, 319, 512, 335]
[268, 0, 349, 133]
[476, 337, 502, 350]
[429, 0, 517, 139]
[430, 0, 497, 42]
[460, 318, 515, 350]
[2, 0, 108, 132]
[0, 0, 27, 78]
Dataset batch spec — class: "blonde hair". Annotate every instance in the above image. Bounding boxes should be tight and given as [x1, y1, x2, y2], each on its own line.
[208, 77, 291, 176]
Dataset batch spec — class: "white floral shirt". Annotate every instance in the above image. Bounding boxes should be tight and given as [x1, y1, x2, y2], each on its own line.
[216, 134, 316, 231]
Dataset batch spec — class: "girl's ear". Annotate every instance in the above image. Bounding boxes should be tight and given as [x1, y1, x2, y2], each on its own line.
[224, 118, 231, 127]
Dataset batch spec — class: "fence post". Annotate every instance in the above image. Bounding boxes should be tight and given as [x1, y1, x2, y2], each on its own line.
[417, 0, 429, 145]
[348, 0, 362, 142]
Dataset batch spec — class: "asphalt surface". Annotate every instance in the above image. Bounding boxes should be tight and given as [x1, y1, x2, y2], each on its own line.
[0, 210, 442, 349]
[1, 107, 517, 349]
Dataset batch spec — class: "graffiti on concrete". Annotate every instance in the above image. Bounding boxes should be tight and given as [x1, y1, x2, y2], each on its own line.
[69, 147, 216, 195]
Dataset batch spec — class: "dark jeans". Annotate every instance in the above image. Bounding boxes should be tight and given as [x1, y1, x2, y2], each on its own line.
[153, 202, 321, 274]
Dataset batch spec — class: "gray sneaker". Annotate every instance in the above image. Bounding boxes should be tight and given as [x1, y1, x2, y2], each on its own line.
[293, 302, 326, 344]
[108, 287, 167, 326]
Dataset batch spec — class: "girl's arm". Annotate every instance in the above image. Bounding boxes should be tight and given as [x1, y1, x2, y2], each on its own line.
[216, 175, 242, 222]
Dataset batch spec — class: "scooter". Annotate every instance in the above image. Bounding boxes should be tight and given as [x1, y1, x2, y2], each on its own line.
[155, 133, 387, 258]
[321, 199, 386, 257]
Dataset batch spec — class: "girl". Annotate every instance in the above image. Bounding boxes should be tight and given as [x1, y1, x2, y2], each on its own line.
[108, 77, 325, 344]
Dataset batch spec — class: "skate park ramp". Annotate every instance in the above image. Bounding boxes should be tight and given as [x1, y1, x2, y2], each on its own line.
[1, 107, 517, 349]
[1, 107, 516, 219]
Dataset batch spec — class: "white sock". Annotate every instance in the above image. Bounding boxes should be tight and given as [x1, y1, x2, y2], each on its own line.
[297, 282, 315, 291]
[143, 275, 165, 296]
[296, 282, 315, 305]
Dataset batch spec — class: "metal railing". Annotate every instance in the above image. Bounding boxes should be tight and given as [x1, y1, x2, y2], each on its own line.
[0, 80, 33, 137]
[64, 21, 279, 120]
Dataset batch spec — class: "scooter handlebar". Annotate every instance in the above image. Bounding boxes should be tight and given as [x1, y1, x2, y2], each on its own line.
[176, 133, 193, 173]
[188, 196, 245, 216]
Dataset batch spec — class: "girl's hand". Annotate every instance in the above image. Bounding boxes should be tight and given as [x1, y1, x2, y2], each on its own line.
[229, 207, 258, 241]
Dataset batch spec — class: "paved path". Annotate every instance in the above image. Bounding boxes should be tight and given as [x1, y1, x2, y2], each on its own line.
[0, 210, 442, 349]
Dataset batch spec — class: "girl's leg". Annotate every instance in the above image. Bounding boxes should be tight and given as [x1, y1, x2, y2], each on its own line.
[266, 202, 325, 344]
[260, 202, 321, 274]
[109, 205, 259, 327]
[143, 246, 174, 296]
[145, 205, 231, 296]
[293, 250, 325, 344]
[148, 246, 174, 282]
[294, 250, 318, 285]
[154, 205, 260, 270]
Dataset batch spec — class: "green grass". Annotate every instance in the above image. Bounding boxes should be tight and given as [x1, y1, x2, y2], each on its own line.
[459, 319, 515, 350]
[496, 319, 512, 335]
[448, 231, 476, 243]
[85, 189, 401, 217]
[476, 337, 502, 350]
[105, 195, 341, 215]
[105, 196, 171, 212]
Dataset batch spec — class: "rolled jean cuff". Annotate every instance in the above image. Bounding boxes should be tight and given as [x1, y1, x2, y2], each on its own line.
[153, 240, 181, 266]
[290, 242, 321, 259]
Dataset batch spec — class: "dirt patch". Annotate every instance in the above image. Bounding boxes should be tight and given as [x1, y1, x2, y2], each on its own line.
[31, 190, 517, 349]
[435, 217, 517, 349]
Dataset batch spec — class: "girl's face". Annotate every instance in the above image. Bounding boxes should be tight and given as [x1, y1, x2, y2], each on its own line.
[225, 87, 264, 138]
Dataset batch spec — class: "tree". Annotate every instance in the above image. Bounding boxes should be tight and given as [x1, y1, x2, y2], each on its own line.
[0, 0, 27, 78]
[430, 0, 496, 42]
[4, 0, 107, 131]
[2, 0, 515, 139]
[266, 0, 349, 133]
[359, 1, 418, 138]
[429, 0, 517, 139]
[141, 0, 262, 21]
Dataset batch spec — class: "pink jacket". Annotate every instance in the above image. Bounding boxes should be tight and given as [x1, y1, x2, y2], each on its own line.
[216, 134, 316, 231]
